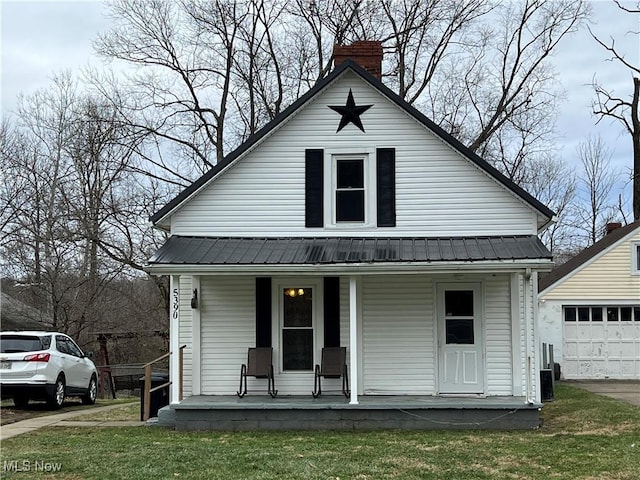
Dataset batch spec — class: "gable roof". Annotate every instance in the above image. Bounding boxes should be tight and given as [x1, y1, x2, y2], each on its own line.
[538, 221, 640, 293]
[150, 60, 555, 226]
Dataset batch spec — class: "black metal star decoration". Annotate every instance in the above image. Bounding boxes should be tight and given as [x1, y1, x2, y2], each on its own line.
[328, 89, 373, 133]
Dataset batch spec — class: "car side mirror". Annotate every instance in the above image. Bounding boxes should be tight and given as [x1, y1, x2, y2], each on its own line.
[85, 351, 94, 359]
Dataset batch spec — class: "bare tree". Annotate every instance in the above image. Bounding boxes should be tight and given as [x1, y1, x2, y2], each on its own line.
[590, 2, 640, 220]
[380, 0, 493, 104]
[1, 72, 168, 340]
[521, 153, 577, 255]
[94, 0, 588, 195]
[573, 135, 620, 245]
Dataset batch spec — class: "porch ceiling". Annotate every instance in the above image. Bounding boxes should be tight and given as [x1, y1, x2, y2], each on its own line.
[147, 235, 551, 272]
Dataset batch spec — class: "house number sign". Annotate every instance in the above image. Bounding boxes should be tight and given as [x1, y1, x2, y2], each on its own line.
[172, 288, 180, 320]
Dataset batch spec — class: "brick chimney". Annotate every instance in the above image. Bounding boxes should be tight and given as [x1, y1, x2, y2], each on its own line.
[333, 41, 383, 80]
[605, 222, 622, 235]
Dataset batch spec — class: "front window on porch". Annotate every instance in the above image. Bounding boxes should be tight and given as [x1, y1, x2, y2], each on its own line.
[282, 287, 314, 371]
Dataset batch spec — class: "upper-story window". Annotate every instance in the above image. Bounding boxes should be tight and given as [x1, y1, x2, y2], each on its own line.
[335, 158, 365, 223]
[633, 243, 640, 275]
[305, 148, 395, 228]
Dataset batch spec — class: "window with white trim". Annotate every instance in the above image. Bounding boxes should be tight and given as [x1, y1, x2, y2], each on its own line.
[632, 243, 640, 275]
[281, 286, 314, 371]
[326, 153, 376, 227]
[335, 158, 365, 222]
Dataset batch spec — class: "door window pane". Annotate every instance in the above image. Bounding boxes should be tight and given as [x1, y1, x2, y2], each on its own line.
[445, 291, 474, 317]
[591, 307, 603, 322]
[621, 307, 632, 321]
[446, 319, 474, 344]
[607, 308, 619, 322]
[634, 307, 640, 321]
[56, 337, 70, 355]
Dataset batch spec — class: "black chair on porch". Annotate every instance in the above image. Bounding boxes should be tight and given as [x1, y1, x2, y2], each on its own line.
[237, 347, 277, 398]
[312, 347, 349, 398]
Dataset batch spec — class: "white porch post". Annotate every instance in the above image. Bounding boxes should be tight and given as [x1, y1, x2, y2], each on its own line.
[349, 275, 359, 405]
[531, 271, 541, 404]
[523, 269, 535, 404]
[191, 275, 201, 396]
[170, 275, 181, 404]
[510, 273, 523, 397]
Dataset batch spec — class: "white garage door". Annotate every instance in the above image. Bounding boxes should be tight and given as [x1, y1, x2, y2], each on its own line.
[563, 305, 640, 379]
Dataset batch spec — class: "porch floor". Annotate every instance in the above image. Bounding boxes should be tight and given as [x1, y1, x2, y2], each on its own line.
[166, 395, 542, 431]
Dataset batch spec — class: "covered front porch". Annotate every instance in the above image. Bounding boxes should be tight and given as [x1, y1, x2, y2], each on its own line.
[146, 235, 554, 429]
[160, 394, 541, 431]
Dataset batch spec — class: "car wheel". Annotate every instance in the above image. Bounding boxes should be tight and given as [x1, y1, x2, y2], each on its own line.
[82, 375, 97, 405]
[13, 394, 30, 409]
[47, 375, 65, 409]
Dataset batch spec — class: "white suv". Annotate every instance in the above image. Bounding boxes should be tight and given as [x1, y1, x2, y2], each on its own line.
[0, 331, 98, 409]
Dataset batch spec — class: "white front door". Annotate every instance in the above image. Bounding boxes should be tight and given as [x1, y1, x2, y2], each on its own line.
[437, 284, 484, 394]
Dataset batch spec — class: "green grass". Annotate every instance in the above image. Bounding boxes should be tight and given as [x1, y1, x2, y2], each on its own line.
[68, 401, 139, 422]
[1, 384, 639, 479]
[0, 397, 138, 425]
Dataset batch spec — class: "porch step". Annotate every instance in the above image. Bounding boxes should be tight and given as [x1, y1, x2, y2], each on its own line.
[151, 405, 176, 428]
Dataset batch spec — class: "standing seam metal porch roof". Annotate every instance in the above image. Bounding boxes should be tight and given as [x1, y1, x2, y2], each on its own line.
[147, 235, 552, 266]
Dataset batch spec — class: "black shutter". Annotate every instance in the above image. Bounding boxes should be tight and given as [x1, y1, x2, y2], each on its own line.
[255, 277, 272, 347]
[323, 277, 340, 347]
[305, 149, 324, 227]
[377, 148, 396, 227]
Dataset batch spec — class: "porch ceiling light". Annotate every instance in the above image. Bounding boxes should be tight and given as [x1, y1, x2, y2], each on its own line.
[285, 288, 305, 297]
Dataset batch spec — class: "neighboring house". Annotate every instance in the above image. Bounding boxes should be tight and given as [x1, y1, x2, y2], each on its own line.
[1, 292, 53, 331]
[538, 221, 640, 380]
[145, 41, 555, 430]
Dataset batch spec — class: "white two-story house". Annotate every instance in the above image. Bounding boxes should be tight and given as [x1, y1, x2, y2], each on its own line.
[145, 41, 555, 430]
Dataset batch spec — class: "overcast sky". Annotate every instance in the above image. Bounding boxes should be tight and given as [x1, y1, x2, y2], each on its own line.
[1, 0, 639, 211]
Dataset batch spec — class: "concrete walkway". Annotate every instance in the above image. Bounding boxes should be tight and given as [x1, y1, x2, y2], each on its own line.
[566, 380, 640, 406]
[1, 402, 144, 441]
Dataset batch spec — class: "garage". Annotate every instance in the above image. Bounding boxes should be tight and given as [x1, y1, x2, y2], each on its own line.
[563, 305, 640, 379]
[537, 221, 640, 381]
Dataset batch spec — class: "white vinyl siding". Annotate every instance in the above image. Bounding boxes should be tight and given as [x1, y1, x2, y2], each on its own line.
[170, 72, 538, 237]
[197, 274, 519, 395]
[199, 276, 348, 395]
[361, 275, 435, 394]
[200, 276, 255, 395]
[484, 275, 513, 395]
[178, 277, 193, 397]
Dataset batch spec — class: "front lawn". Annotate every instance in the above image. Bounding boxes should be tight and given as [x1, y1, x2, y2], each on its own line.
[0, 397, 137, 426]
[1, 384, 638, 479]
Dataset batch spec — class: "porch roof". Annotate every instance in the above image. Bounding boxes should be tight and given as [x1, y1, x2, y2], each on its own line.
[147, 235, 551, 268]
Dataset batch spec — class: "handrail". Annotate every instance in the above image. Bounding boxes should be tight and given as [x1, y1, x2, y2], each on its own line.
[143, 351, 171, 368]
[142, 345, 186, 421]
